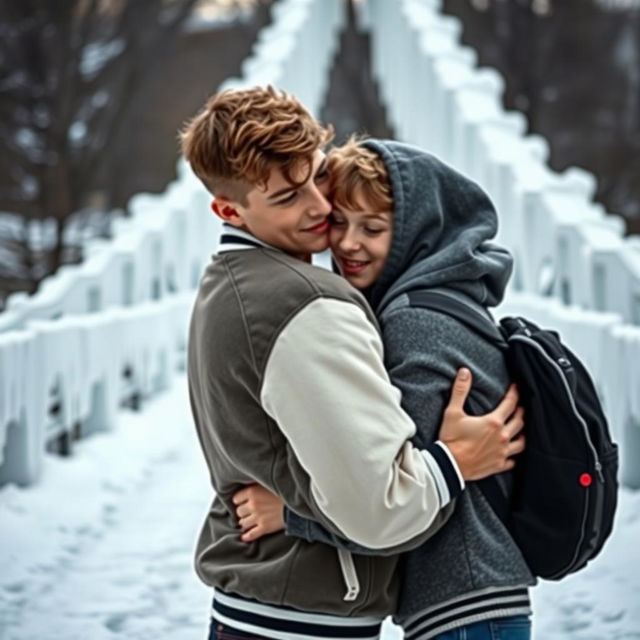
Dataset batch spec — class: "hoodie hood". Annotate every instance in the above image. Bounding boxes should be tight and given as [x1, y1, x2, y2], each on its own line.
[361, 139, 513, 314]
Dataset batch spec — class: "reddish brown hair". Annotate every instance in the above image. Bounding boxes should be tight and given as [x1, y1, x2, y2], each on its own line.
[179, 86, 333, 203]
[328, 137, 393, 213]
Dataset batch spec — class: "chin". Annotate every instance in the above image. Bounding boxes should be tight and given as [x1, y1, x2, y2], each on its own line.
[344, 275, 368, 290]
[308, 237, 330, 253]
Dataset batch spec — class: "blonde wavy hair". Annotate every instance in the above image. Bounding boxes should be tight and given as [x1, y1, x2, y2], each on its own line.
[179, 86, 333, 204]
[328, 137, 393, 213]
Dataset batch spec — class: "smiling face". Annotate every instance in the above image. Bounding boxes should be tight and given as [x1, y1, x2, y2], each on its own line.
[180, 86, 335, 258]
[324, 138, 394, 288]
[329, 193, 393, 289]
[215, 150, 332, 256]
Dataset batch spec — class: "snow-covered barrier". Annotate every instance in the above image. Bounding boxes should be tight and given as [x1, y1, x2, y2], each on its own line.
[0, 167, 214, 486]
[221, 0, 342, 115]
[364, 0, 640, 487]
[365, 0, 640, 322]
[0, 162, 216, 333]
[0, 296, 192, 486]
[0, 0, 345, 486]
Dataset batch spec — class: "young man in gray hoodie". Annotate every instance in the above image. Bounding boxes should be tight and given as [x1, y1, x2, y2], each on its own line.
[235, 138, 535, 640]
[182, 88, 525, 640]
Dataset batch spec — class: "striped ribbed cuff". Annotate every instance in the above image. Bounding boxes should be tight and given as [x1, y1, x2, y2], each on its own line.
[421, 441, 465, 507]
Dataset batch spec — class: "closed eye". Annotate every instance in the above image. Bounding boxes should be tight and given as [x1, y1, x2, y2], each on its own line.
[275, 192, 298, 206]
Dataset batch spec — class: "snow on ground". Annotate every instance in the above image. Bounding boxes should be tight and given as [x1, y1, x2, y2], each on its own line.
[1, 374, 639, 639]
[0, 376, 211, 640]
[531, 489, 640, 639]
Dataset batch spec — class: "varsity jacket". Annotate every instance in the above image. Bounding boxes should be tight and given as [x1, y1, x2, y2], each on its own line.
[284, 141, 537, 639]
[187, 226, 465, 619]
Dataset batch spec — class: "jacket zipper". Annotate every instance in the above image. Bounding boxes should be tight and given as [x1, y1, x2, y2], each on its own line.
[337, 549, 360, 602]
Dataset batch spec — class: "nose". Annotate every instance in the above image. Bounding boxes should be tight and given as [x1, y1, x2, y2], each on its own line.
[338, 228, 361, 253]
[308, 183, 332, 217]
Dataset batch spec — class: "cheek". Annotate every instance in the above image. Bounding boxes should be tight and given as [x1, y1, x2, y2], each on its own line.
[328, 227, 343, 248]
[318, 180, 330, 198]
[370, 235, 392, 268]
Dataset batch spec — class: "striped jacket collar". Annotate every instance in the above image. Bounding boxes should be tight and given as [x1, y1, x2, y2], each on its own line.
[217, 224, 275, 253]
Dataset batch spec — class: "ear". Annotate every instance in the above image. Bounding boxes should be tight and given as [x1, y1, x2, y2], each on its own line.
[211, 197, 245, 228]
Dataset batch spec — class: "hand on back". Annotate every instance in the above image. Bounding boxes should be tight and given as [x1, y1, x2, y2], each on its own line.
[232, 484, 285, 542]
[439, 368, 525, 481]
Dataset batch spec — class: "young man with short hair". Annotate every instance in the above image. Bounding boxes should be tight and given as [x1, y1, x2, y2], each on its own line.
[181, 86, 524, 640]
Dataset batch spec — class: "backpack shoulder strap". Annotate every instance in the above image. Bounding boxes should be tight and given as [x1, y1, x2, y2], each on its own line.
[406, 290, 508, 349]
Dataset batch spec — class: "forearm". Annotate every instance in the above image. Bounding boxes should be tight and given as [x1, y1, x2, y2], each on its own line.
[284, 500, 455, 556]
[262, 299, 464, 549]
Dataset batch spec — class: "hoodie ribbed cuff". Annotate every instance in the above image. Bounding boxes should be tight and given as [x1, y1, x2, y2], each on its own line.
[421, 441, 465, 507]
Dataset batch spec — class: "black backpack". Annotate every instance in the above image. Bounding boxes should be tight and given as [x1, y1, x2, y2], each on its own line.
[405, 290, 619, 581]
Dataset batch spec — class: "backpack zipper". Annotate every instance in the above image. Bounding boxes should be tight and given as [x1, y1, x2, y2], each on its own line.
[509, 334, 604, 483]
[516, 317, 533, 337]
[510, 332, 607, 577]
[549, 480, 592, 579]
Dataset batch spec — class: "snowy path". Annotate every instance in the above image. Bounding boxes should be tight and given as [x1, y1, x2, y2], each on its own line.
[1, 375, 639, 639]
[0, 376, 212, 640]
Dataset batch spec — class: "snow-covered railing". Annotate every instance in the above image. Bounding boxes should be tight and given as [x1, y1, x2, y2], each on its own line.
[0, 166, 217, 334]
[364, 0, 640, 487]
[216, 0, 342, 114]
[364, 0, 640, 319]
[0, 0, 345, 487]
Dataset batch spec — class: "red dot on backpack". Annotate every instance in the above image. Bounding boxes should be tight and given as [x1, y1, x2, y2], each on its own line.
[579, 473, 592, 487]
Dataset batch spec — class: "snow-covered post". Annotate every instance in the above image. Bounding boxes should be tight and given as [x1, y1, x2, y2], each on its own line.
[427, 49, 476, 162]
[588, 240, 640, 323]
[611, 324, 640, 488]
[408, 13, 472, 151]
[236, 0, 343, 117]
[447, 68, 507, 176]
[0, 329, 43, 486]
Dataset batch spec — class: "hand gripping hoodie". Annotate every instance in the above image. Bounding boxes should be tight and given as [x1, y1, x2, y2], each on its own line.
[285, 140, 536, 639]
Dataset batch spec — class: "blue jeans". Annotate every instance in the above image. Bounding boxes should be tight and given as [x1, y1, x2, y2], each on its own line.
[432, 616, 531, 640]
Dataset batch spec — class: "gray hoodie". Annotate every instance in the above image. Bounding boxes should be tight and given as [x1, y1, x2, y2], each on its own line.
[285, 140, 536, 639]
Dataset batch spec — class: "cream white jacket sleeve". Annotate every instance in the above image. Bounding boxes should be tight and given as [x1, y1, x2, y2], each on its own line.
[260, 298, 464, 549]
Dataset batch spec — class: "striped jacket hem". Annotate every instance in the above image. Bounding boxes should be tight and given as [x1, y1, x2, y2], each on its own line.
[212, 590, 383, 640]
